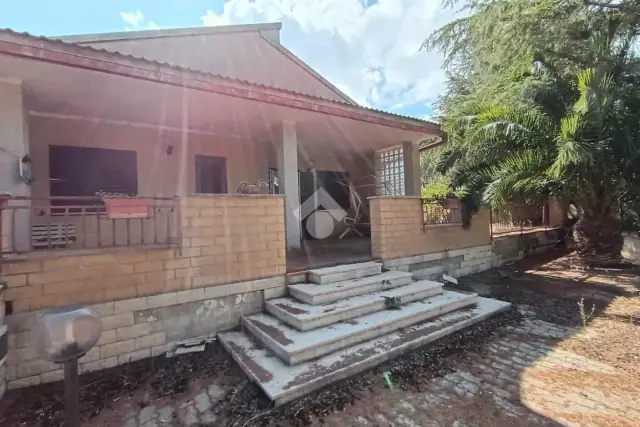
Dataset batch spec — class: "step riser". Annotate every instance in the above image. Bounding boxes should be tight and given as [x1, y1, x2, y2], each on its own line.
[220, 298, 511, 405]
[309, 264, 381, 285]
[273, 301, 507, 404]
[247, 295, 478, 365]
[266, 286, 443, 331]
[289, 276, 413, 305]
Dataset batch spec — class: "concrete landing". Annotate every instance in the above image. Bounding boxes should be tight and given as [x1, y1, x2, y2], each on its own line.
[244, 290, 478, 364]
[219, 297, 511, 405]
[266, 280, 443, 331]
[288, 270, 413, 305]
[307, 261, 382, 284]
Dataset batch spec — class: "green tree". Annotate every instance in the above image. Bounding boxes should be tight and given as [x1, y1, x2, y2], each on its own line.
[425, 0, 640, 258]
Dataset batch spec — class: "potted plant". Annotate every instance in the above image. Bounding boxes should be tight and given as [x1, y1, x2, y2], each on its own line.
[236, 180, 268, 195]
[441, 197, 461, 210]
[97, 191, 153, 219]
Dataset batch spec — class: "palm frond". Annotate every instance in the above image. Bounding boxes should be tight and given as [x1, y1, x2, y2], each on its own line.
[483, 150, 553, 206]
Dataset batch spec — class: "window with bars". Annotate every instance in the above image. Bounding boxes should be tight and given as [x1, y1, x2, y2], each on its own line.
[376, 146, 405, 196]
[268, 168, 279, 194]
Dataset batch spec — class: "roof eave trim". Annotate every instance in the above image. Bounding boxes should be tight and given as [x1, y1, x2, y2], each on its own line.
[57, 22, 283, 44]
[0, 36, 440, 135]
[258, 33, 358, 106]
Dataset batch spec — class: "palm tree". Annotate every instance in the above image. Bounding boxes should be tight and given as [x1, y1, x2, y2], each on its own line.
[438, 67, 640, 259]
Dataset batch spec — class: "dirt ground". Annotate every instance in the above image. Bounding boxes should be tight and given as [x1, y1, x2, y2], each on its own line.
[1, 249, 638, 427]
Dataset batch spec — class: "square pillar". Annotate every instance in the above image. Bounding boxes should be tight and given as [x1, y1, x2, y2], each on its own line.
[276, 122, 301, 249]
[402, 141, 421, 196]
[0, 80, 30, 252]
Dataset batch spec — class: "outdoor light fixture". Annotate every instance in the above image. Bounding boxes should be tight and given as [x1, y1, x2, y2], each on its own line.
[34, 306, 102, 427]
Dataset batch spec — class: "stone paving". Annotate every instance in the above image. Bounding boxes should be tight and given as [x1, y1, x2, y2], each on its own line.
[328, 304, 638, 427]
[103, 302, 638, 427]
[121, 384, 225, 427]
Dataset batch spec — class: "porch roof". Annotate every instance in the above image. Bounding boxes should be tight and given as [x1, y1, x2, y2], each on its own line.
[0, 28, 441, 137]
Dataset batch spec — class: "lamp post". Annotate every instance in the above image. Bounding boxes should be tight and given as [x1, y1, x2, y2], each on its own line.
[34, 306, 102, 427]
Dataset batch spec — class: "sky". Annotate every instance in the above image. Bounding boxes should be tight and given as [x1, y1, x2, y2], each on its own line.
[0, 0, 460, 120]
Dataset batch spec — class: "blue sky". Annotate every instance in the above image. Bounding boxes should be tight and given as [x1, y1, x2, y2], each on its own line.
[0, 0, 456, 120]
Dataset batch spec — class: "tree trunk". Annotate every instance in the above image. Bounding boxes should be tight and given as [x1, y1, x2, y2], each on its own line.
[573, 215, 623, 260]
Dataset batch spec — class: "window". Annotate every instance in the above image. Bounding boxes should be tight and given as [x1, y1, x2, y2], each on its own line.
[195, 155, 227, 194]
[268, 168, 279, 194]
[49, 145, 138, 198]
[376, 146, 405, 196]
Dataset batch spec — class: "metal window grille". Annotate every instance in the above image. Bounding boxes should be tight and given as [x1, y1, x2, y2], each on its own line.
[376, 146, 405, 196]
[268, 168, 279, 194]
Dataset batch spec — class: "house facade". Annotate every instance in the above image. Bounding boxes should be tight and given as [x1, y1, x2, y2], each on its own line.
[0, 23, 563, 401]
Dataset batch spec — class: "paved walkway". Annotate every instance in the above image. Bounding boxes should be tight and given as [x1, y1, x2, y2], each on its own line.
[109, 300, 638, 427]
[119, 383, 225, 427]
[322, 303, 638, 427]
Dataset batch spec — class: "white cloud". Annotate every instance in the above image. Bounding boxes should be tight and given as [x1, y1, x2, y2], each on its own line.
[200, 0, 459, 114]
[120, 10, 160, 31]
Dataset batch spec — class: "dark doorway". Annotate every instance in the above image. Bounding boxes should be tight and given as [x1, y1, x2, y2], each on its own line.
[195, 155, 227, 194]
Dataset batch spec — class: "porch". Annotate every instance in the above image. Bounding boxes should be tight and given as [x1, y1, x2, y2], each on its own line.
[287, 236, 373, 271]
[0, 34, 438, 265]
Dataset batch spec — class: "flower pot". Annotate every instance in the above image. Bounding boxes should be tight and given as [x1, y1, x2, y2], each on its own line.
[441, 198, 461, 210]
[103, 198, 152, 219]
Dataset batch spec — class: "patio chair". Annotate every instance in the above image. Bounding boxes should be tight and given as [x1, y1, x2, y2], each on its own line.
[336, 181, 367, 239]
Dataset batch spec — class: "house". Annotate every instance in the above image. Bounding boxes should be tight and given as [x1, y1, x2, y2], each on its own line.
[0, 23, 543, 404]
[0, 23, 440, 255]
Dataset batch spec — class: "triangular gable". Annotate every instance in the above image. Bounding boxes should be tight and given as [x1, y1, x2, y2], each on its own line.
[62, 24, 356, 104]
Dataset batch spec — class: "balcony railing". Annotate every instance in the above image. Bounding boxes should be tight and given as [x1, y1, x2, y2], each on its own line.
[490, 203, 548, 235]
[422, 199, 462, 227]
[0, 196, 179, 255]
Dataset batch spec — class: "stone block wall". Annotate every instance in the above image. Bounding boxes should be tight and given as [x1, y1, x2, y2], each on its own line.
[371, 196, 563, 280]
[0, 194, 286, 391]
[384, 245, 494, 280]
[370, 196, 491, 260]
[492, 228, 563, 265]
[3, 278, 283, 389]
[1, 195, 285, 314]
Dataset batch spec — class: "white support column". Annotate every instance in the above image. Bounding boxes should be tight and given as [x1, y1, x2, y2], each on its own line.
[402, 141, 421, 196]
[0, 80, 30, 252]
[277, 122, 301, 249]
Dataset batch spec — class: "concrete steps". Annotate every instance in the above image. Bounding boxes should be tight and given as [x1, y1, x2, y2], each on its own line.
[266, 280, 444, 331]
[219, 260, 511, 404]
[219, 297, 511, 405]
[288, 270, 413, 305]
[307, 261, 382, 284]
[244, 290, 478, 364]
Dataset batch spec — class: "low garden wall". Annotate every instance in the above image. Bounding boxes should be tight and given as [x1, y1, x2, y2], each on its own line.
[369, 196, 491, 260]
[492, 227, 564, 265]
[370, 196, 562, 279]
[0, 194, 286, 391]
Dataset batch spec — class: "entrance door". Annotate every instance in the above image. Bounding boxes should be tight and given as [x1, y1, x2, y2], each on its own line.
[195, 155, 227, 194]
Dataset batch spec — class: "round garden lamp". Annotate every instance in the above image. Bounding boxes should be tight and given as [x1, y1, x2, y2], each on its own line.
[34, 306, 102, 427]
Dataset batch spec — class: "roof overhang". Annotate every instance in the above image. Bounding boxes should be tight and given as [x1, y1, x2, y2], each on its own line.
[0, 29, 443, 157]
